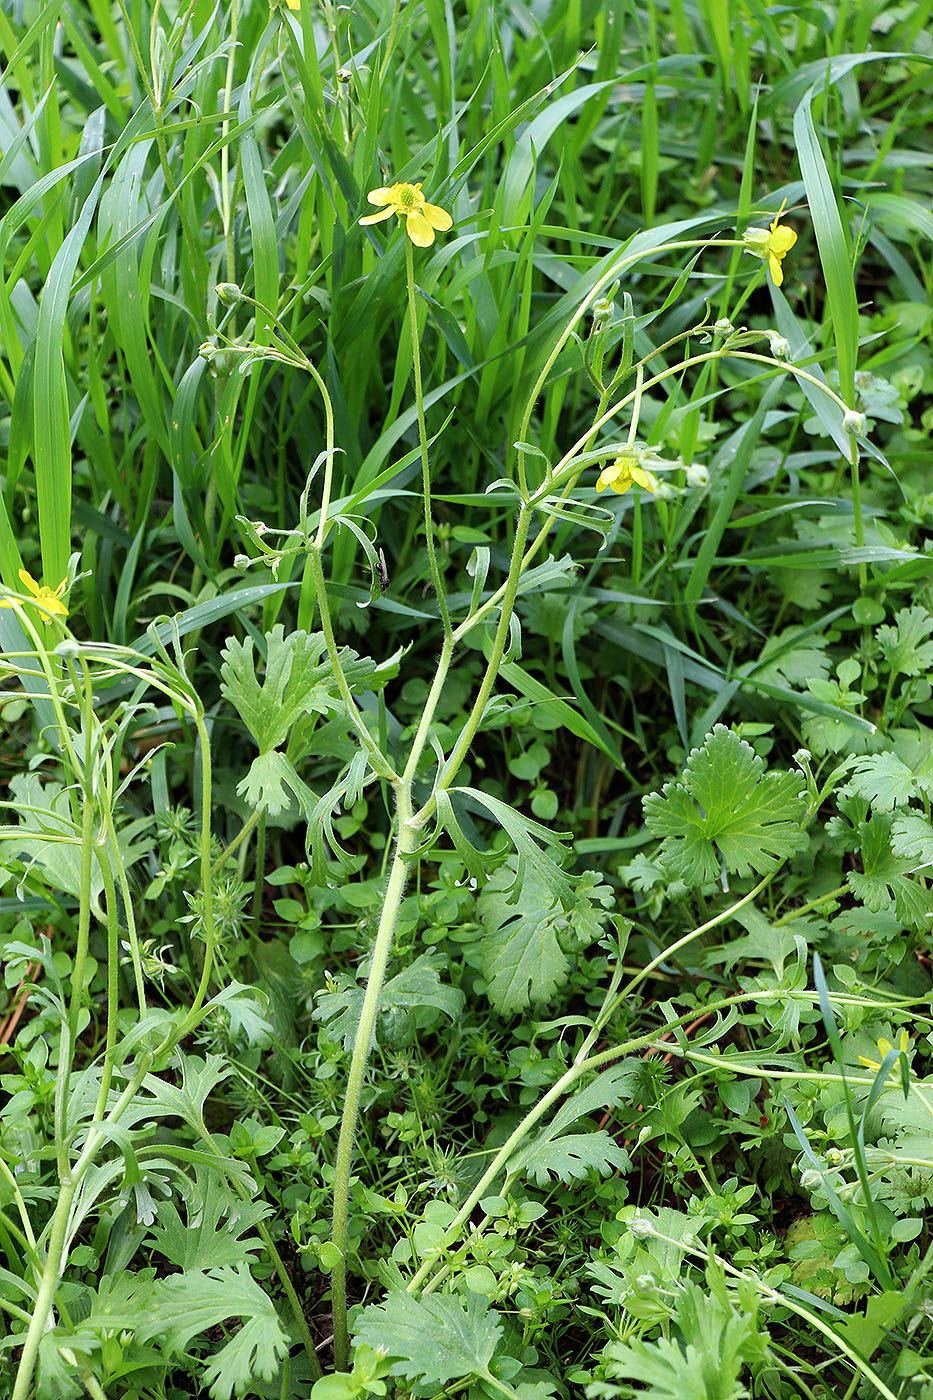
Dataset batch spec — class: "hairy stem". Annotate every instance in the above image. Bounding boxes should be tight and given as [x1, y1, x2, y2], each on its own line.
[331, 802, 416, 1369]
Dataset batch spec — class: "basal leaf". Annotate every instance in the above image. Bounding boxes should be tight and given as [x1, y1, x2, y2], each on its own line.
[847, 815, 931, 930]
[141, 1264, 288, 1400]
[891, 813, 933, 869]
[477, 856, 611, 1014]
[516, 1130, 630, 1186]
[845, 752, 916, 813]
[146, 1166, 269, 1271]
[643, 726, 808, 885]
[352, 1291, 501, 1387]
[877, 606, 933, 679]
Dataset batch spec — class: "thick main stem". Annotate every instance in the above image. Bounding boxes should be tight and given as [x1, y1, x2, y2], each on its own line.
[11, 1178, 79, 1400]
[331, 799, 416, 1370]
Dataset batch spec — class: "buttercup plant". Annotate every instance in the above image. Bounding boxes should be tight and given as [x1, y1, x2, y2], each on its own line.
[0, 570, 70, 624]
[359, 181, 453, 248]
[0, 197, 879, 1397]
[3, 0, 932, 1392]
[223, 204, 873, 1372]
[742, 199, 798, 285]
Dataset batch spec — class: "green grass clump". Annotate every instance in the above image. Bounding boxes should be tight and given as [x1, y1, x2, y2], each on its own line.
[1, 2, 933, 1398]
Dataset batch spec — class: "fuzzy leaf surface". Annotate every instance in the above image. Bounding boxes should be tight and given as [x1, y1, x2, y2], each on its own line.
[141, 1264, 288, 1400]
[643, 725, 808, 884]
[236, 750, 316, 817]
[313, 952, 464, 1053]
[477, 857, 612, 1014]
[352, 1292, 502, 1386]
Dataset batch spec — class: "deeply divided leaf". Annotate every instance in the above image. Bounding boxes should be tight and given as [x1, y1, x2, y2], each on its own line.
[643, 725, 808, 885]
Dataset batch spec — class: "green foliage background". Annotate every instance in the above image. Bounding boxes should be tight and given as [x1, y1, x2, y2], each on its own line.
[1, 0, 933, 1397]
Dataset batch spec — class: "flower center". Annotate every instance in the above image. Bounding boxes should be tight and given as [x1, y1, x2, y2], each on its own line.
[397, 184, 418, 208]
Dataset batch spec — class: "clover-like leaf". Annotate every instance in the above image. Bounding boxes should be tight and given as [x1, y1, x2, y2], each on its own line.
[643, 726, 808, 885]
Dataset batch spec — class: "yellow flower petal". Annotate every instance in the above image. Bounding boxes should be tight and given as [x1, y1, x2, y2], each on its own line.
[769, 225, 797, 255]
[769, 252, 784, 286]
[630, 464, 658, 493]
[596, 463, 626, 493]
[359, 181, 452, 245]
[3, 570, 68, 622]
[860, 1030, 910, 1073]
[422, 202, 453, 231]
[596, 454, 657, 495]
[359, 206, 395, 226]
[405, 211, 436, 247]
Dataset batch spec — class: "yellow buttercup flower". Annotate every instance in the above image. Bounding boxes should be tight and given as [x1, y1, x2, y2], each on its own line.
[596, 454, 658, 495]
[858, 1029, 909, 1072]
[0, 569, 68, 623]
[359, 182, 452, 247]
[743, 200, 798, 287]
